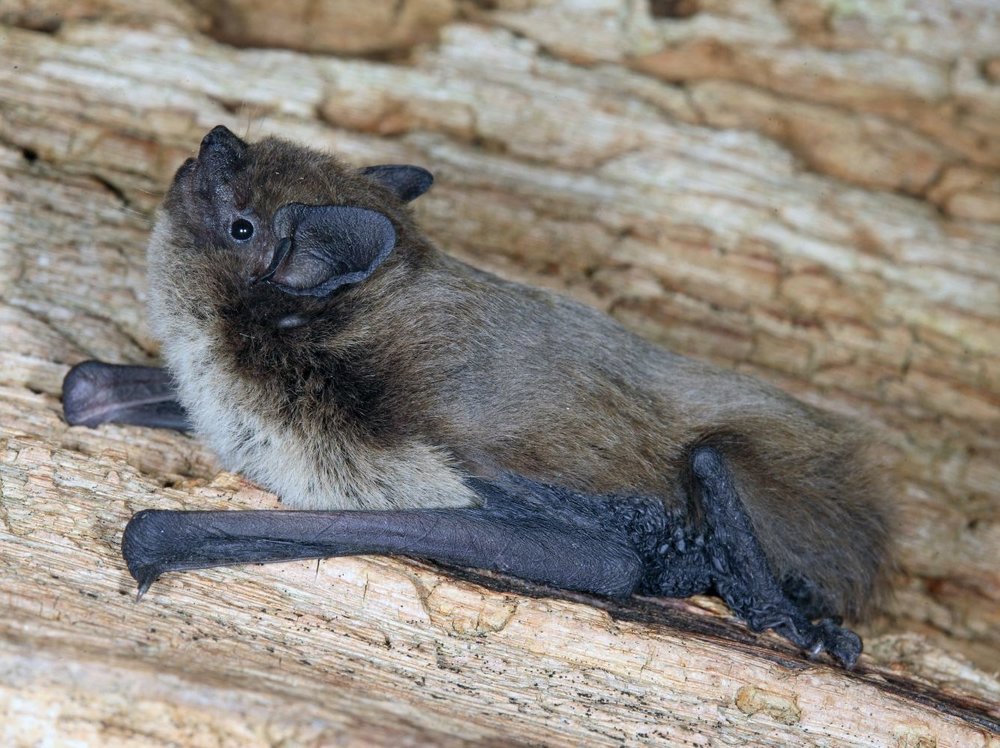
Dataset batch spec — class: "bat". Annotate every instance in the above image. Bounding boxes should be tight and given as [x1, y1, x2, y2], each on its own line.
[62, 125, 894, 667]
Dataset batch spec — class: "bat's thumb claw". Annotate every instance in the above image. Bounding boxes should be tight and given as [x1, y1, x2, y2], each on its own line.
[135, 572, 156, 602]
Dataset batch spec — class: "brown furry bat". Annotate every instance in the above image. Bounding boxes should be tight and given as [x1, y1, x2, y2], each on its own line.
[63, 126, 893, 667]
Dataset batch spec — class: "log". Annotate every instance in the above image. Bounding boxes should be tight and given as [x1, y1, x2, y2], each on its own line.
[1, 435, 998, 744]
[1, 1, 998, 743]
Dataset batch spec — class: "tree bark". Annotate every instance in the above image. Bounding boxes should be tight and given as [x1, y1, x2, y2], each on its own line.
[1, 1, 998, 744]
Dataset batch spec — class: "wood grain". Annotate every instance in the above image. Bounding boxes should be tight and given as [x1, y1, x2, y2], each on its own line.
[1, 1, 998, 743]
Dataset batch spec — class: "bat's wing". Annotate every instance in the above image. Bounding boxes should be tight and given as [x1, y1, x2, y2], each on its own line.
[65, 361, 862, 665]
[122, 473, 649, 599]
[63, 361, 190, 431]
[686, 446, 863, 667]
[120, 449, 862, 666]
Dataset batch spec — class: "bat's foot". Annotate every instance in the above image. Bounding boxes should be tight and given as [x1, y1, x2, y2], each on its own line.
[630, 508, 713, 600]
[690, 445, 863, 668]
[740, 605, 863, 668]
[811, 619, 862, 666]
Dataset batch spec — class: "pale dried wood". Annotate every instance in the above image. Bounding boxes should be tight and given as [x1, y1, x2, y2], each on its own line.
[1, 1, 999, 744]
[187, 0, 457, 55]
[2, 432, 998, 745]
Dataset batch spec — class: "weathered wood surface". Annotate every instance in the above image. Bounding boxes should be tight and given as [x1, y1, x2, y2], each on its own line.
[1, 0, 999, 744]
[2, 432, 999, 746]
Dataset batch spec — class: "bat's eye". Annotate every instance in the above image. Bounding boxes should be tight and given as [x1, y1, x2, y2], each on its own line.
[230, 218, 255, 242]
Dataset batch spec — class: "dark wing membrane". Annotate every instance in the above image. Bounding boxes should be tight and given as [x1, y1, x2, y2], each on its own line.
[63, 361, 190, 431]
[121, 473, 649, 599]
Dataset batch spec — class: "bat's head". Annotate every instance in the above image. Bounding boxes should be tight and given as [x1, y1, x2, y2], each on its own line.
[148, 125, 435, 333]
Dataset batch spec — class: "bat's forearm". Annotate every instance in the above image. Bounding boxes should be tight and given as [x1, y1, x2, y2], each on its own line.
[123, 476, 650, 600]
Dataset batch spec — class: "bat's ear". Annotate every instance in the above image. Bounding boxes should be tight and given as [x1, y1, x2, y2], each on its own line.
[261, 204, 396, 297]
[361, 164, 434, 202]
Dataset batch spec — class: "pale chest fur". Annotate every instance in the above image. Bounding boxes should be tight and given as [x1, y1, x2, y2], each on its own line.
[158, 324, 475, 510]
[147, 232, 475, 511]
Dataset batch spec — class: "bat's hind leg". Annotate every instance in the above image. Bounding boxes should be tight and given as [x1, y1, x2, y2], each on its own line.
[689, 445, 863, 667]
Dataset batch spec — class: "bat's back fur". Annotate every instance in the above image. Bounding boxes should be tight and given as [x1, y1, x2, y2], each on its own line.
[148, 134, 892, 621]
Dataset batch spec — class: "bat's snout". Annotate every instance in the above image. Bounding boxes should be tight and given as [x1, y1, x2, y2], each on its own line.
[199, 125, 244, 156]
[196, 125, 248, 177]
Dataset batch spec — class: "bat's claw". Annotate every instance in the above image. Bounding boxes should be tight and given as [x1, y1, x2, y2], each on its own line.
[133, 568, 159, 602]
[815, 619, 863, 669]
